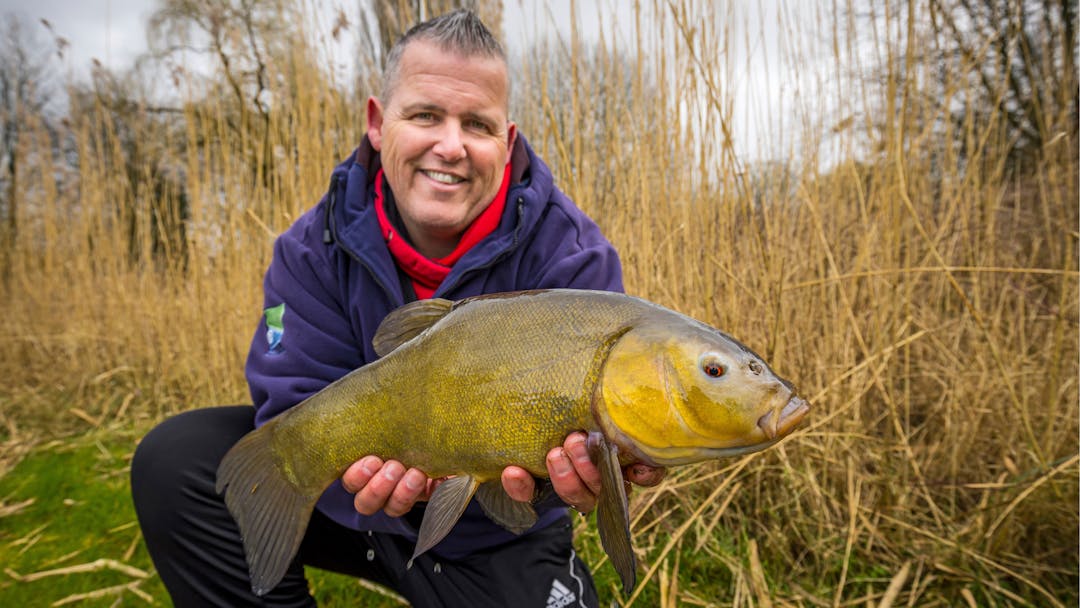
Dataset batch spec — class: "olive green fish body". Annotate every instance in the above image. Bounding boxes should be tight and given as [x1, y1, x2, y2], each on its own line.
[216, 289, 810, 596]
[261, 291, 646, 488]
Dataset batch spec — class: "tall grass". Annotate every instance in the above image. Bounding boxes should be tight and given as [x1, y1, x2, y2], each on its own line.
[2, 0, 1076, 605]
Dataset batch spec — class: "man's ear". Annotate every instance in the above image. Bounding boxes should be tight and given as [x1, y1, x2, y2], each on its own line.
[366, 97, 384, 151]
[505, 121, 517, 162]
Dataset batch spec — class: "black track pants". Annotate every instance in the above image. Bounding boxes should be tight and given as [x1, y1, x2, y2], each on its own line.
[130, 406, 600, 607]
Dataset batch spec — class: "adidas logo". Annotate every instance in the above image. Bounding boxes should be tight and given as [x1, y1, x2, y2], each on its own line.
[546, 578, 578, 608]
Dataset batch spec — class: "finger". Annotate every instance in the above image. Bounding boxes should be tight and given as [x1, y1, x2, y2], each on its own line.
[353, 460, 404, 516]
[383, 467, 429, 517]
[625, 463, 667, 487]
[562, 433, 602, 495]
[501, 466, 536, 503]
[547, 446, 597, 513]
[342, 455, 384, 494]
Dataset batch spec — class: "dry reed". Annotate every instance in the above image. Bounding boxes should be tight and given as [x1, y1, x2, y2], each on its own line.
[1, 0, 1075, 605]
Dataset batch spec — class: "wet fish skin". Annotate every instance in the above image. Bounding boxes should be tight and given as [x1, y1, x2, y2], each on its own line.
[215, 289, 810, 595]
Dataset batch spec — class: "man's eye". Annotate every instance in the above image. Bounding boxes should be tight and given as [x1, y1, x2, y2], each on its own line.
[413, 112, 435, 121]
[466, 119, 489, 131]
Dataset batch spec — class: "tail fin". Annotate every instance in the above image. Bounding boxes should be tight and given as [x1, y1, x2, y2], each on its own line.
[216, 425, 320, 596]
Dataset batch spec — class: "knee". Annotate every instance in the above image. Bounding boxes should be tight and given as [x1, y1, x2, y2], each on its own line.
[131, 412, 204, 518]
[131, 414, 191, 496]
[130, 407, 253, 518]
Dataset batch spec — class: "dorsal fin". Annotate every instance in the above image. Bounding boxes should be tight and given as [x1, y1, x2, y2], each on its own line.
[372, 298, 455, 357]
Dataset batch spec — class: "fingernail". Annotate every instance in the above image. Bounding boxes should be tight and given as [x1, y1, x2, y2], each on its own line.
[404, 470, 423, 491]
[382, 461, 402, 480]
[567, 437, 591, 464]
[551, 449, 573, 475]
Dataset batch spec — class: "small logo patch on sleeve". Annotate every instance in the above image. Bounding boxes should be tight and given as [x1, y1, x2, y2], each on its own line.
[264, 303, 285, 354]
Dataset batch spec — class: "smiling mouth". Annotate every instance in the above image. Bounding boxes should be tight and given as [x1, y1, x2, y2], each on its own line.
[422, 169, 465, 185]
[757, 395, 810, 440]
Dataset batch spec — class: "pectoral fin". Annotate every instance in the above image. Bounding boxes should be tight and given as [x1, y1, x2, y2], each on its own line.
[409, 475, 479, 566]
[595, 438, 637, 593]
[475, 480, 538, 534]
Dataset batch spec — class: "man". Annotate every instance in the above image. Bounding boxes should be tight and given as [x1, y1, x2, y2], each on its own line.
[131, 10, 662, 607]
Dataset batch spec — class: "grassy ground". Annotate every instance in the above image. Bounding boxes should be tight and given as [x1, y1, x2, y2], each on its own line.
[0, 428, 750, 606]
[0, 430, 165, 606]
[0, 428, 413, 606]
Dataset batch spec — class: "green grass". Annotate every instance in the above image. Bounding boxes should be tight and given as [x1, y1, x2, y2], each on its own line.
[0, 429, 162, 606]
[0, 429, 410, 606]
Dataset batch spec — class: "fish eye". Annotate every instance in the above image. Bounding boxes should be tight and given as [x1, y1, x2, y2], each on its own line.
[699, 354, 726, 379]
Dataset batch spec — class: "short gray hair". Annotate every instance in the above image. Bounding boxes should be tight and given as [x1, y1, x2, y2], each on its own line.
[381, 9, 508, 103]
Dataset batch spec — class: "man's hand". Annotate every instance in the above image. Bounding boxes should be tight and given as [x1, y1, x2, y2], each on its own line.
[342, 433, 667, 518]
[502, 432, 667, 513]
[342, 456, 438, 517]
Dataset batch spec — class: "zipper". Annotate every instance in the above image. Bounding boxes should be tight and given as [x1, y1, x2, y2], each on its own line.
[322, 174, 338, 245]
[436, 195, 527, 297]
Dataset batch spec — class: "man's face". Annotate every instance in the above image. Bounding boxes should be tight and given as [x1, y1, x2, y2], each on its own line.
[367, 40, 517, 259]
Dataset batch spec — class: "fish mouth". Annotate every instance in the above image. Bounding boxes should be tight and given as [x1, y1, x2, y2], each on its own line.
[757, 395, 810, 440]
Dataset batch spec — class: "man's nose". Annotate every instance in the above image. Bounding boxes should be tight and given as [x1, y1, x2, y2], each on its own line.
[432, 122, 467, 161]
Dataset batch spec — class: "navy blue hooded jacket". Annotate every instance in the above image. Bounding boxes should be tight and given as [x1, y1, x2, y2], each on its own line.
[244, 134, 623, 559]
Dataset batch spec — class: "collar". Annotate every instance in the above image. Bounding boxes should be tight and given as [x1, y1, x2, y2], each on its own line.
[374, 163, 512, 299]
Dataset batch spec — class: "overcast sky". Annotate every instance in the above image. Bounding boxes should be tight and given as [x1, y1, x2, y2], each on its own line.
[0, 0, 839, 162]
[0, 0, 150, 75]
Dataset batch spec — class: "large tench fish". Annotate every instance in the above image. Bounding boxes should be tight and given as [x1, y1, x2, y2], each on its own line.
[216, 289, 809, 595]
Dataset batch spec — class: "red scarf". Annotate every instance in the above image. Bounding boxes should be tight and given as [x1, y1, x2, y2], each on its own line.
[374, 163, 511, 299]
